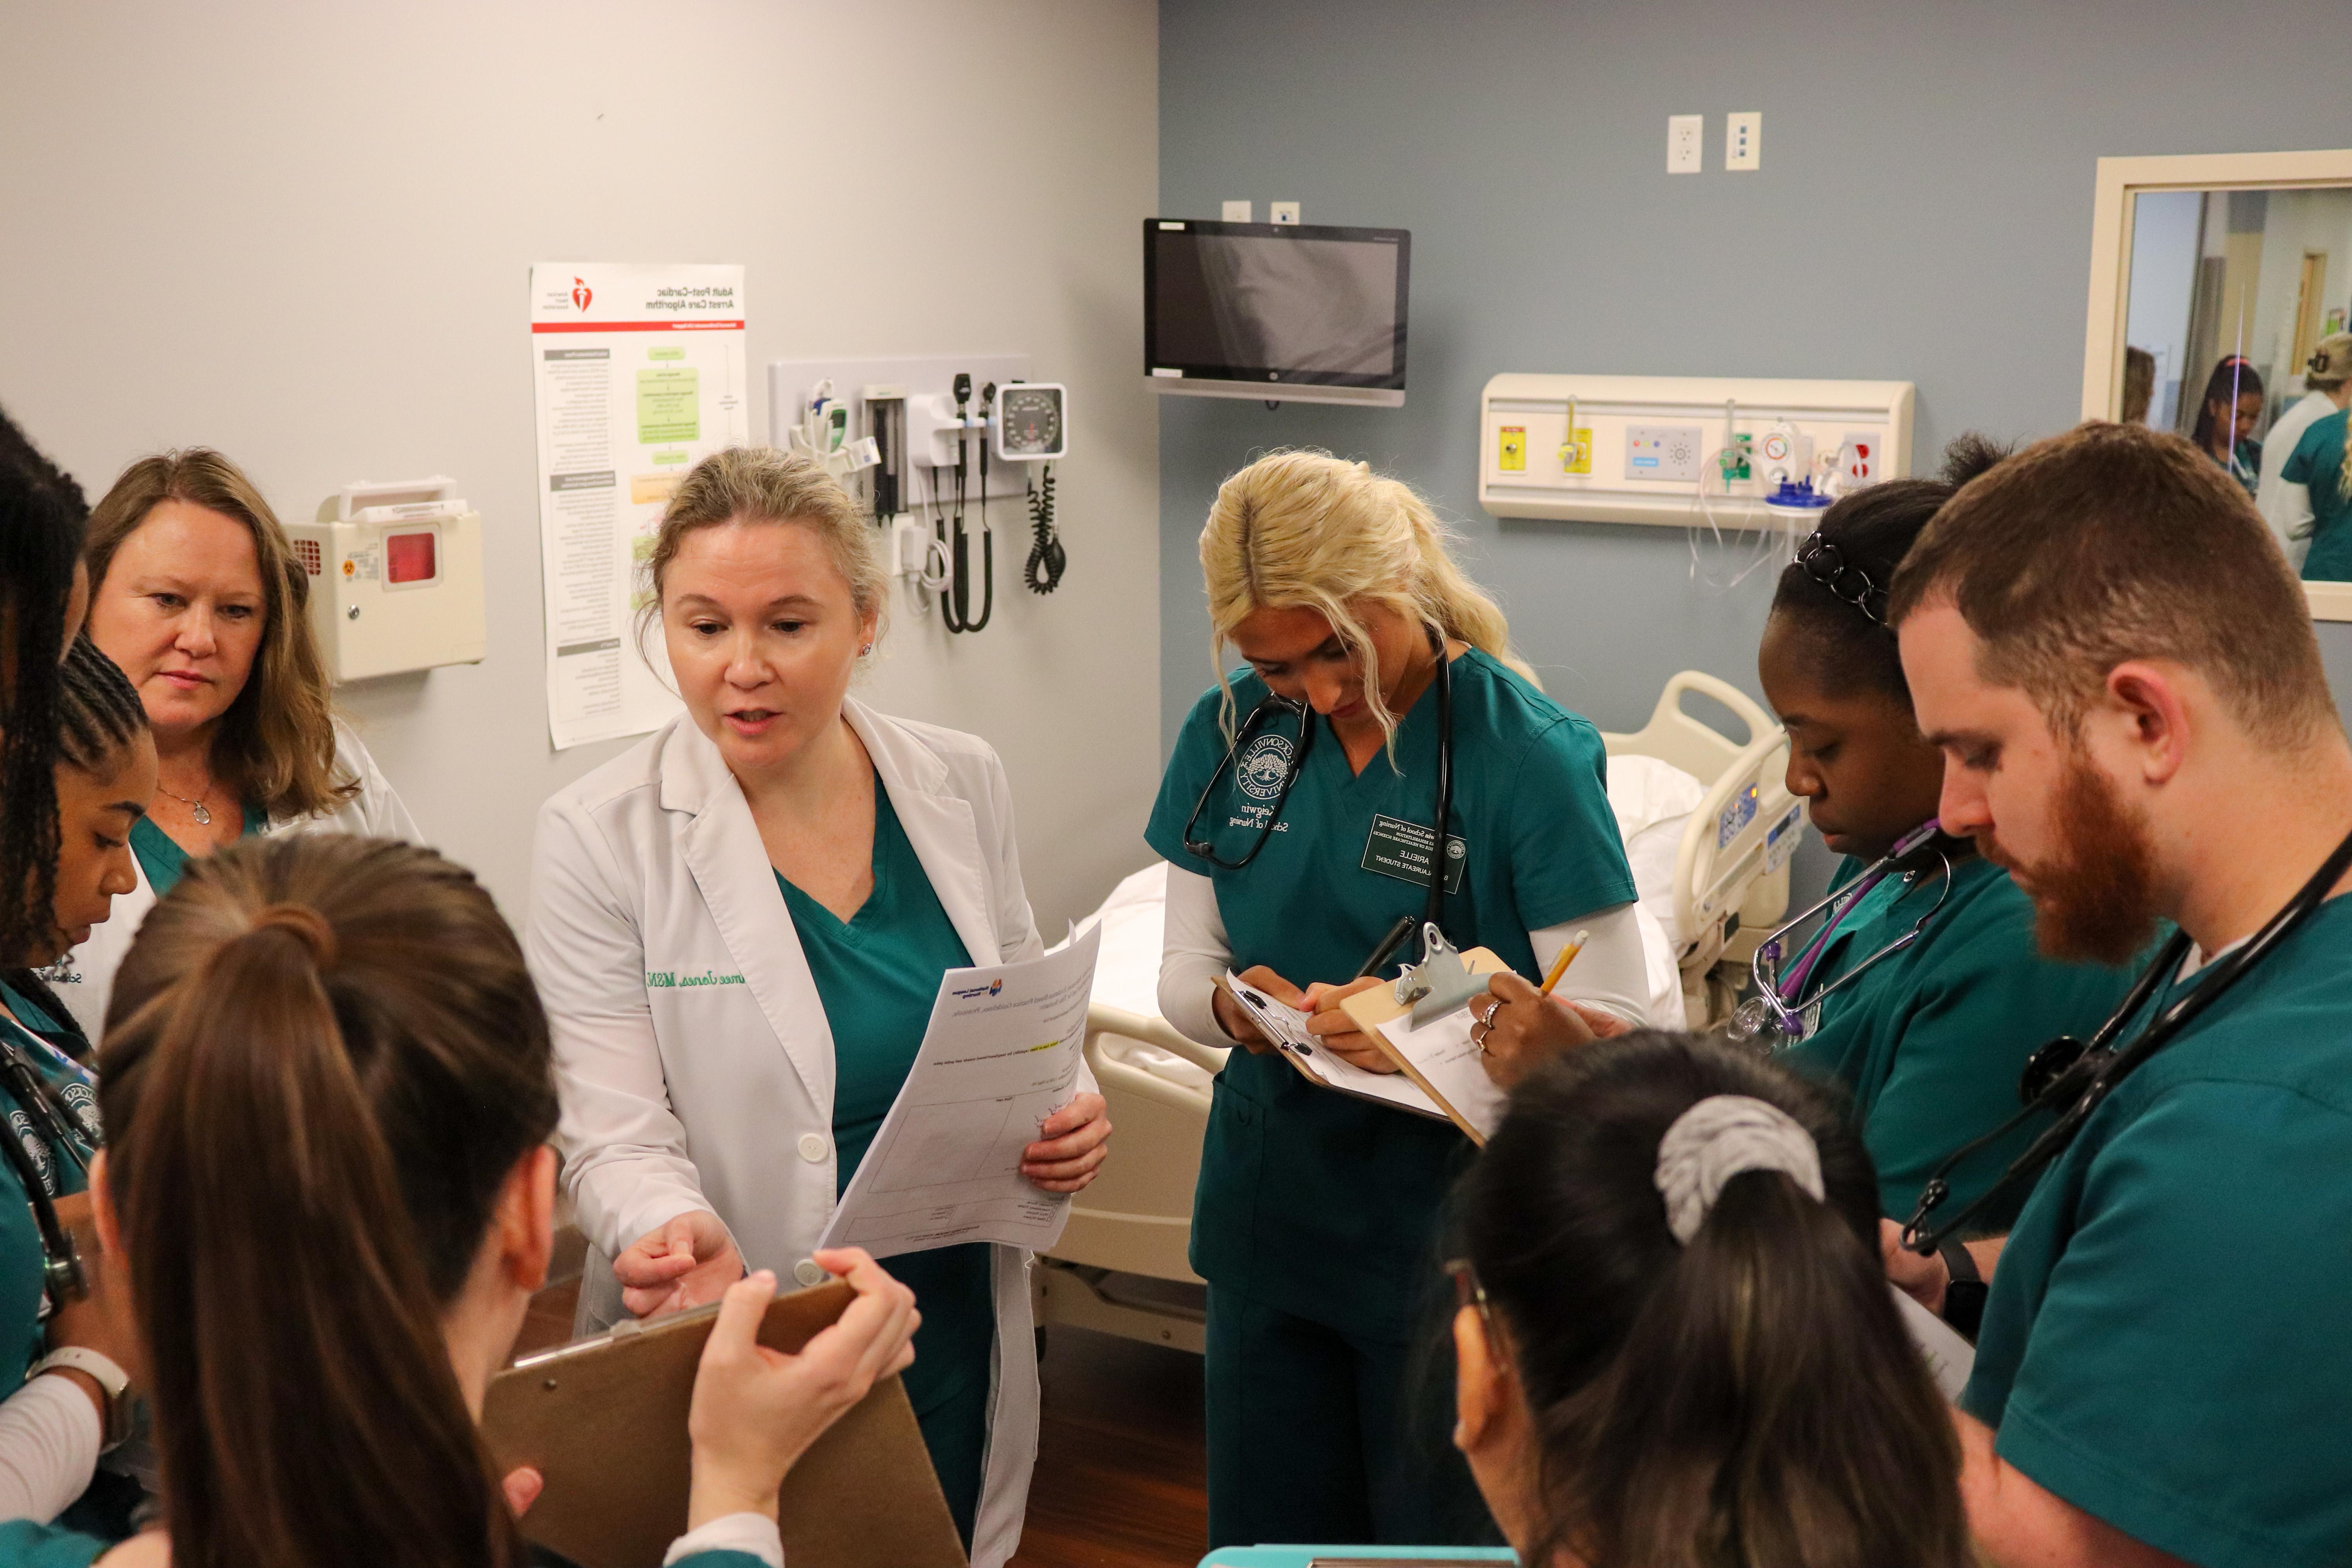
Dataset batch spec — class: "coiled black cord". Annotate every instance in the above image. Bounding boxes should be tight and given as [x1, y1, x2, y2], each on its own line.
[1024, 464, 1065, 594]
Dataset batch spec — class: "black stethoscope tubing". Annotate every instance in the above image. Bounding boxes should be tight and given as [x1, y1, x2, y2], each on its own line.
[1904, 820, 2352, 1254]
[0, 1026, 89, 1305]
[1181, 632, 1457, 962]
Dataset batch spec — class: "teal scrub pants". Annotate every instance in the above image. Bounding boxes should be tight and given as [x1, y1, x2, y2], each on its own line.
[1203, 1287, 1498, 1549]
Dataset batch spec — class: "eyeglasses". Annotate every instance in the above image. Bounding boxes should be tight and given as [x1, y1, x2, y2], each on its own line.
[1444, 1257, 1495, 1327]
[1180, 693, 1316, 871]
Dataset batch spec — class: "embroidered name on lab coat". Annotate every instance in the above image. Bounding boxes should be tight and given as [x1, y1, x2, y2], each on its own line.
[644, 969, 746, 989]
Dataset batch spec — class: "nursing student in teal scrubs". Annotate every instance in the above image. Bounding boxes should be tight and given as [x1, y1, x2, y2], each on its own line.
[2281, 405, 2352, 580]
[1887, 421, 2352, 1568]
[0, 639, 153, 1560]
[1480, 437, 2141, 1259]
[1146, 452, 1657, 1550]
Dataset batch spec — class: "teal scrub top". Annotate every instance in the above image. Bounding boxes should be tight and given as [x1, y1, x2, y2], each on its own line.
[130, 803, 267, 898]
[1780, 854, 2141, 1230]
[773, 782, 991, 1533]
[0, 985, 96, 1368]
[2283, 409, 2352, 580]
[1143, 651, 1637, 1341]
[1960, 893, 2352, 1568]
[0, 1523, 103, 1568]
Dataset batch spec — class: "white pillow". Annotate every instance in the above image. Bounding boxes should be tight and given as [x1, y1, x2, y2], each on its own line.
[1606, 754, 1706, 946]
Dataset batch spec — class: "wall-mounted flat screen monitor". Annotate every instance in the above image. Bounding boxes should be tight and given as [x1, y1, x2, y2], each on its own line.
[1144, 219, 1410, 407]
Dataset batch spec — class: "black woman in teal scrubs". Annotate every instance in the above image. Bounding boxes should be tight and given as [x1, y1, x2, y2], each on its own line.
[1145, 452, 1655, 1549]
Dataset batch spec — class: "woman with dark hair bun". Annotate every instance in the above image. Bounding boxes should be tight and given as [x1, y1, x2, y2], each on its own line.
[1477, 438, 2144, 1308]
[1450, 1032, 1973, 1568]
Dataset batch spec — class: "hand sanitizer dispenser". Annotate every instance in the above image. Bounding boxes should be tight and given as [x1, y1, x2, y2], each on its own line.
[286, 477, 486, 682]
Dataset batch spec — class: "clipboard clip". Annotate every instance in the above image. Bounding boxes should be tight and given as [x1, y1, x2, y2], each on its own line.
[1393, 924, 1483, 1027]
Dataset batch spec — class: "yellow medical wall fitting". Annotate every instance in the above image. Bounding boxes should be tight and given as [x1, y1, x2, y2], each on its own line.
[1478, 374, 1915, 530]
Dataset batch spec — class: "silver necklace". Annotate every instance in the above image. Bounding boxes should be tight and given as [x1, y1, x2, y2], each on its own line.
[156, 780, 214, 826]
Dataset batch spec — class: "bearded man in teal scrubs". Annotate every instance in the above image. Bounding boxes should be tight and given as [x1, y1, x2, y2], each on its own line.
[1887, 421, 2352, 1568]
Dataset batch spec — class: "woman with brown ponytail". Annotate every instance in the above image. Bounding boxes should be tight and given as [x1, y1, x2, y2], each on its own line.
[1450, 1032, 1972, 1568]
[79, 835, 918, 1568]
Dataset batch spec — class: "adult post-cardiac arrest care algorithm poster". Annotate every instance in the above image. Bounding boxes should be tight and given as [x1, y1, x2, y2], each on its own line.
[529, 262, 748, 748]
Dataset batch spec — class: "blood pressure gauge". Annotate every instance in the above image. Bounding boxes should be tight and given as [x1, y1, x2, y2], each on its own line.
[991, 383, 1067, 461]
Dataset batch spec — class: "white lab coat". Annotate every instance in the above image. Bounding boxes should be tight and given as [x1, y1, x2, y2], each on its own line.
[527, 700, 1065, 1568]
[47, 720, 418, 1040]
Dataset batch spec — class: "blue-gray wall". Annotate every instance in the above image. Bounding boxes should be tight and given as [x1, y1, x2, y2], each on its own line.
[1158, 0, 2352, 906]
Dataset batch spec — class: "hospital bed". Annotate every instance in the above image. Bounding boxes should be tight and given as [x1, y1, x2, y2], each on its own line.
[1034, 670, 1805, 1352]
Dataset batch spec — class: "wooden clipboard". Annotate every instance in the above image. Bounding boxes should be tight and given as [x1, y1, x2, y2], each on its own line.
[1339, 946, 1512, 1144]
[481, 1280, 966, 1568]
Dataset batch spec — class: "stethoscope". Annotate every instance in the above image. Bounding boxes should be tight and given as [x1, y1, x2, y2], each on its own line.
[1726, 818, 1954, 1047]
[0, 1009, 98, 1305]
[1182, 629, 1457, 965]
[1902, 819, 2352, 1256]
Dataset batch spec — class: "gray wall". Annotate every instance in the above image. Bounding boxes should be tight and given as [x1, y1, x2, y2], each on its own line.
[1158, 0, 2352, 907]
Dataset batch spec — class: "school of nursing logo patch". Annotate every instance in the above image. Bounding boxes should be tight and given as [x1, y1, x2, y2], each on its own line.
[1236, 733, 1296, 801]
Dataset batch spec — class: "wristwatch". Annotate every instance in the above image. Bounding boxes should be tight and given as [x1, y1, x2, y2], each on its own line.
[1938, 1239, 1988, 1343]
[29, 1347, 130, 1451]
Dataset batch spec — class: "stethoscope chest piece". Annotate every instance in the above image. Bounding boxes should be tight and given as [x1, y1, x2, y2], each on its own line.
[1725, 993, 1795, 1049]
[2017, 1033, 2093, 1108]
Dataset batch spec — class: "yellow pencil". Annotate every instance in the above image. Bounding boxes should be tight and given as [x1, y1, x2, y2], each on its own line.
[1538, 929, 1592, 996]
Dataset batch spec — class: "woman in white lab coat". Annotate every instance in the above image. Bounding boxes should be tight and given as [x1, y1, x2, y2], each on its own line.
[2256, 332, 2352, 567]
[528, 446, 1109, 1568]
[51, 450, 417, 1036]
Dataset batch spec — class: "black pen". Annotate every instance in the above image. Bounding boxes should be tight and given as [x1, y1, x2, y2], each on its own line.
[1355, 915, 1417, 980]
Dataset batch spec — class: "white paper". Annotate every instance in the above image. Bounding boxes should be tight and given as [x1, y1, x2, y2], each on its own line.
[1222, 971, 1448, 1122]
[1893, 1285, 1977, 1402]
[528, 263, 749, 749]
[819, 928, 1101, 1259]
[1372, 1005, 1510, 1140]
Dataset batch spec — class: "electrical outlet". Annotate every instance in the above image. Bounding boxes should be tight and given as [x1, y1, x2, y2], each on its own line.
[1270, 200, 1301, 225]
[1667, 114, 1703, 174]
[1221, 200, 1252, 221]
[1626, 425, 1704, 483]
[1726, 111, 1760, 171]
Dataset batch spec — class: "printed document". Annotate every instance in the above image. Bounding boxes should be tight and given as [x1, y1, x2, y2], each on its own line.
[1369, 1005, 1509, 1141]
[819, 928, 1101, 1259]
[529, 263, 748, 748]
[1893, 1285, 1976, 1401]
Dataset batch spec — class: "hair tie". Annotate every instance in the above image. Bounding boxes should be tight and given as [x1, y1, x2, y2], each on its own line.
[1654, 1095, 1824, 1244]
[1796, 531, 1888, 625]
[247, 903, 338, 970]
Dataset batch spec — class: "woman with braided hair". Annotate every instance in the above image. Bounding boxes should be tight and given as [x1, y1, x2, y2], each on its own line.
[1479, 437, 2145, 1288]
[0, 635, 152, 1553]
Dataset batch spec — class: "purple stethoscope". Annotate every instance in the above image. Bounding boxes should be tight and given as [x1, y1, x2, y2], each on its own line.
[1727, 818, 1954, 1047]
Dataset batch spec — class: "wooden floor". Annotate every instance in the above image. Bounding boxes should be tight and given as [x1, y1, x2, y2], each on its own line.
[1010, 1328, 1208, 1568]
[514, 1264, 1210, 1568]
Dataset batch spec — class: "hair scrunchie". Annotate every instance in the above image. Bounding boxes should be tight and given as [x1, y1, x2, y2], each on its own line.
[1653, 1094, 1824, 1244]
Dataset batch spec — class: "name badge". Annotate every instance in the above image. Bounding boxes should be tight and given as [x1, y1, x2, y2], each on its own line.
[1361, 813, 1465, 893]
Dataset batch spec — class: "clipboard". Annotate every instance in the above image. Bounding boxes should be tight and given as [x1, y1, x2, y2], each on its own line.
[1339, 946, 1512, 1144]
[1213, 973, 1454, 1123]
[481, 1280, 967, 1568]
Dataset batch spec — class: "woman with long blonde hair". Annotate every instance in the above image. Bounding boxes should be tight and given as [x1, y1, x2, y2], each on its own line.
[1141, 450, 1654, 1549]
[54, 450, 417, 1038]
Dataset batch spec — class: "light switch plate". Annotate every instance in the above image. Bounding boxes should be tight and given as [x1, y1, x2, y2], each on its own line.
[1270, 200, 1301, 225]
[1221, 200, 1252, 221]
[1726, 111, 1760, 171]
[1667, 114, 1703, 174]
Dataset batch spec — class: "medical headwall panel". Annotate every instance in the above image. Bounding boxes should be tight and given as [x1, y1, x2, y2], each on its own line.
[1478, 375, 1915, 529]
